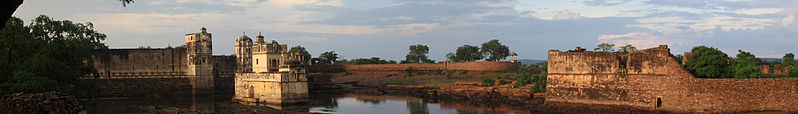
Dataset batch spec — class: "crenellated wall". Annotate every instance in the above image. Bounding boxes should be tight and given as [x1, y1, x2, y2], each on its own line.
[547, 45, 798, 113]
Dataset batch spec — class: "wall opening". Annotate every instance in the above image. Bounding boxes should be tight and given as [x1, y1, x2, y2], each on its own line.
[656, 98, 662, 108]
[249, 85, 255, 98]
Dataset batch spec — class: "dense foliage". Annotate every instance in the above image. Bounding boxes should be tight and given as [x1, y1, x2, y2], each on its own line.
[0, 15, 106, 94]
[288, 45, 311, 61]
[446, 45, 482, 62]
[480, 39, 510, 61]
[789, 66, 798, 77]
[514, 63, 547, 93]
[733, 50, 761, 78]
[784, 53, 795, 65]
[319, 51, 338, 64]
[684, 46, 731, 78]
[402, 44, 434, 63]
[594, 43, 615, 52]
[343, 57, 397, 64]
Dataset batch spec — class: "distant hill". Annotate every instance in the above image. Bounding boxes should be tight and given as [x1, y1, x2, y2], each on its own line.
[760, 58, 784, 62]
[518, 59, 546, 65]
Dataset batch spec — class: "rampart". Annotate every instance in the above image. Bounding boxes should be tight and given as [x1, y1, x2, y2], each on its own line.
[91, 48, 188, 77]
[309, 61, 519, 73]
[87, 48, 237, 96]
[547, 45, 798, 113]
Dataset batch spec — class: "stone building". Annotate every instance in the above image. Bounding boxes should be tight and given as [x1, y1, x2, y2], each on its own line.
[235, 32, 253, 73]
[185, 27, 215, 89]
[233, 38, 309, 106]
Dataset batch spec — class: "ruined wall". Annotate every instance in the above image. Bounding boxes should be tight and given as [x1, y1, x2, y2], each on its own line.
[547, 46, 798, 113]
[309, 61, 519, 73]
[213, 55, 236, 76]
[92, 48, 188, 76]
[86, 78, 194, 97]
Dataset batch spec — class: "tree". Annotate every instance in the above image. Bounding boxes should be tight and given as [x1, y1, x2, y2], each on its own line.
[446, 45, 482, 62]
[675, 54, 684, 65]
[733, 50, 761, 78]
[788, 66, 798, 77]
[684, 46, 731, 78]
[480, 39, 510, 61]
[349, 57, 396, 64]
[402, 44, 434, 63]
[594, 43, 615, 52]
[784, 53, 794, 65]
[288, 45, 311, 61]
[0, 15, 107, 94]
[618, 44, 637, 53]
[319, 51, 338, 64]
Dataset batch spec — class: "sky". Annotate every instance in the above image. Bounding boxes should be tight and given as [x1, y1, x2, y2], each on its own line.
[12, 0, 798, 61]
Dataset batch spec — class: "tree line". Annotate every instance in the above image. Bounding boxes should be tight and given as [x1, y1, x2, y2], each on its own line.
[297, 39, 512, 65]
[683, 46, 797, 78]
[0, 15, 106, 95]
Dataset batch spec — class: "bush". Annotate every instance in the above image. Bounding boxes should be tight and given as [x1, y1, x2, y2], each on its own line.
[789, 66, 798, 77]
[481, 77, 495, 87]
[1, 71, 59, 94]
[531, 74, 547, 93]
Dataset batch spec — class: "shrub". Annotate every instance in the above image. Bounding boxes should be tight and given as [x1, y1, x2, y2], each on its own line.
[481, 77, 495, 87]
[789, 66, 798, 78]
[531, 74, 547, 93]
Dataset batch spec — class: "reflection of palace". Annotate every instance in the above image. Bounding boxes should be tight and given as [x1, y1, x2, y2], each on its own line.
[232, 32, 309, 108]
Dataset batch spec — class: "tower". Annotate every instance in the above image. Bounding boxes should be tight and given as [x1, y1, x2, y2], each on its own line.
[185, 27, 214, 89]
[235, 32, 253, 73]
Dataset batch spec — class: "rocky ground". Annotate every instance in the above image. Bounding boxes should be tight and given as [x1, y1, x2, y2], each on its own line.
[0, 92, 85, 114]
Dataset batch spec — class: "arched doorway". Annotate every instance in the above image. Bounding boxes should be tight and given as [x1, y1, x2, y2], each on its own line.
[249, 85, 255, 98]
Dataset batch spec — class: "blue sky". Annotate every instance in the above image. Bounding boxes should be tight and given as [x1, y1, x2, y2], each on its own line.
[12, 0, 798, 60]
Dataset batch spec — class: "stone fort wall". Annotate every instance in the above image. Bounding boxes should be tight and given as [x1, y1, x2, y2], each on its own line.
[546, 45, 798, 113]
[92, 48, 189, 77]
[88, 48, 237, 96]
[309, 61, 519, 73]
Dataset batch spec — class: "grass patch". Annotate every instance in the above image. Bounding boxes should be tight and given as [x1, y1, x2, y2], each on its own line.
[391, 80, 416, 84]
[423, 81, 455, 85]
[406, 74, 437, 78]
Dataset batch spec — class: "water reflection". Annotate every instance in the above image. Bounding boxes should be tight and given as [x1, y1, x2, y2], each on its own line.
[84, 89, 519, 114]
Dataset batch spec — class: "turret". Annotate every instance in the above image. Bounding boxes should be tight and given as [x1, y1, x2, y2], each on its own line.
[255, 32, 265, 44]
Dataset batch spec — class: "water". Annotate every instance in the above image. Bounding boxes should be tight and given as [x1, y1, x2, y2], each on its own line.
[84, 89, 519, 114]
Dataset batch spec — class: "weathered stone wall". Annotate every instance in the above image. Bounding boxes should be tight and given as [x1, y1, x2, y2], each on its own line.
[309, 61, 519, 73]
[547, 45, 798, 113]
[92, 48, 188, 76]
[213, 55, 236, 76]
[86, 78, 194, 97]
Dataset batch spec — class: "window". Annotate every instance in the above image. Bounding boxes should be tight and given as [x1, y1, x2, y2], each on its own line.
[656, 98, 662, 108]
[256, 59, 258, 64]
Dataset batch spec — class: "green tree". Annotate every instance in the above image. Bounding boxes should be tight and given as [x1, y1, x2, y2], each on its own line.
[288, 45, 311, 61]
[788, 66, 798, 77]
[480, 39, 510, 61]
[349, 57, 396, 64]
[594, 43, 615, 52]
[784, 53, 794, 65]
[319, 51, 338, 64]
[402, 44, 434, 63]
[618, 44, 637, 53]
[0, 15, 107, 94]
[733, 50, 761, 78]
[446, 45, 482, 62]
[675, 54, 684, 65]
[684, 46, 731, 78]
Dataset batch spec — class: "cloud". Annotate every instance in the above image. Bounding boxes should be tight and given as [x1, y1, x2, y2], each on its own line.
[552, 10, 583, 20]
[782, 15, 795, 26]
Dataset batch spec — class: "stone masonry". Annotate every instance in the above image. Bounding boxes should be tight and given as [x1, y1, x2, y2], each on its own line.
[547, 45, 798, 113]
